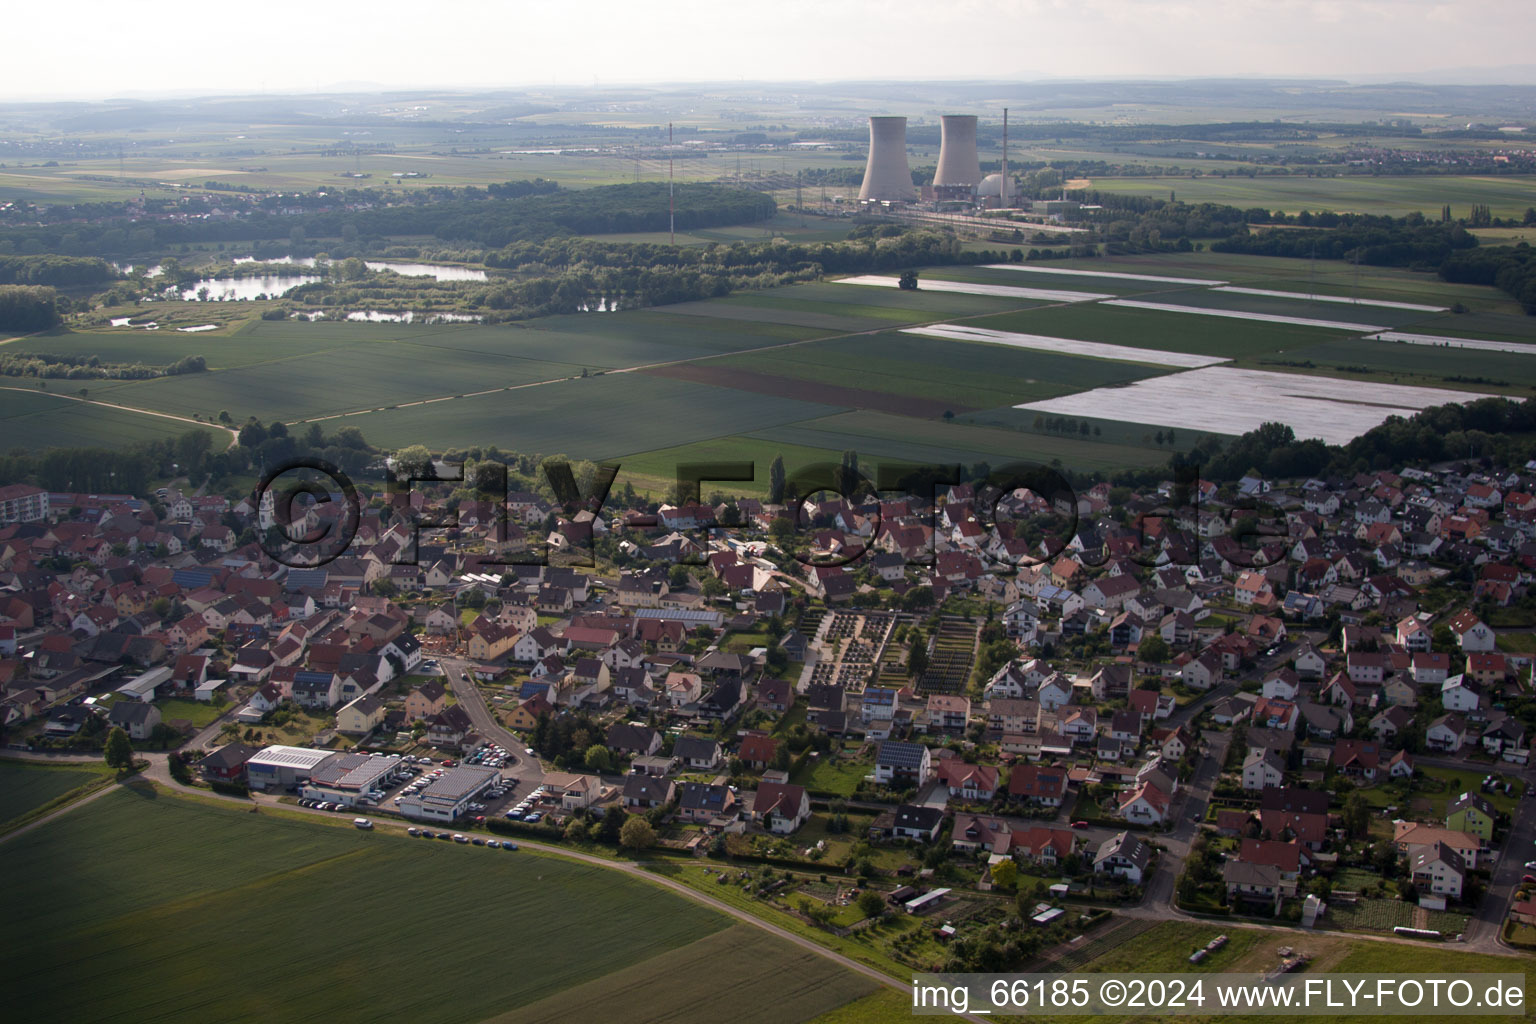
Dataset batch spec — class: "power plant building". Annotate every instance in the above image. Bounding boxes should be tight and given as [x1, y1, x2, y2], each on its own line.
[858, 116, 916, 203]
[932, 115, 982, 198]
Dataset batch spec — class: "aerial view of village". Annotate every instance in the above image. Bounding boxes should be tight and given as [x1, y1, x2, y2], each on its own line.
[2, 3, 1536, 1022]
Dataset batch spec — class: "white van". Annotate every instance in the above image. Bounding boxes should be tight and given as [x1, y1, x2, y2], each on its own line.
[353, 817, 373, 830]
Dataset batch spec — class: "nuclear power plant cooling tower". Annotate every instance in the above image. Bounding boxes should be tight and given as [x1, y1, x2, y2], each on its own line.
[933, 115, 981, 189]
[858, 116, 916, 202]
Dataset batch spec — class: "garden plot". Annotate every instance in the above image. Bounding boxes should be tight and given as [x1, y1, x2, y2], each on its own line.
[1213, 286, 1447, 313]
[1101, 298, 1389, 333]
[981, 264, 1228, 286]
[1014, 366, 1498, 445]
[1365, 330, 1536, 355]
[834, 274, 1111, 303]
[900, 324, 1230, 369]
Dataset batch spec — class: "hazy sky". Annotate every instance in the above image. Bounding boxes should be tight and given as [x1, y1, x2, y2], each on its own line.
[14, 0, 1536, 99]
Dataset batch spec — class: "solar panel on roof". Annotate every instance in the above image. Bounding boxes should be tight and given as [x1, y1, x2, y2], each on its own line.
[173, 568, 217, 589]
[285, 568, 327, 590]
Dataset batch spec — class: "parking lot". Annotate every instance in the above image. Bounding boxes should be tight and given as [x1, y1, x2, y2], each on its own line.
[295, 747, 538, 825]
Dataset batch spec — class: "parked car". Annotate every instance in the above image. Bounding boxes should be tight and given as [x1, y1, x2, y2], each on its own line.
[453, 834, 469, 844]
[502, 842, 518, 851]
[1071, 821, 1089, 829]
[353, 818, 373, 830]
[486, 840, 501, 849]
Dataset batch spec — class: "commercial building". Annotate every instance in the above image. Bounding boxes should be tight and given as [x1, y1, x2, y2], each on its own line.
[301, 752, 399, 807]
[398, 764, 499, 822]
[246, 745, 336, 791]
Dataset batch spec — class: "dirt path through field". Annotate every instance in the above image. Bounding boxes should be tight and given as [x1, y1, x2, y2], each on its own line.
[0, 385, 239, 449]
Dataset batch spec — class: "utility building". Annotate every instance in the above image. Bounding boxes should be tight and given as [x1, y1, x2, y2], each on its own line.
[858, 116, 916, 203]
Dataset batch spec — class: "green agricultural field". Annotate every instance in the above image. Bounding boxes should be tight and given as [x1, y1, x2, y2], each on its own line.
[762, 279, 1046, 316]
[0, 761, 110, 830]
[750, 410, 1172, 472]
[47, 312, 834, 425]
[611, 435, 844, 498]
[706, 331, 1170, 411]
[2, 785, 874, 1024]
[524, 307, 832, 359]
[494, 924, 878, 1024]
[959, 406, 1216, 449]
[989, 252, 1535, 317]
[961, 301, 1353, 360]
[0, 388, 226, 451]
[11, 325, 315, 371]
[922, 265, 1157, 296]
[1237, 337, 1536, 394]
[1080, 174, 1536, 219]
[663, 284, 1050, 336]
[343, 372, 848, 456]
[1119, 285, 1445, 331]
[582, 211, 857, 246]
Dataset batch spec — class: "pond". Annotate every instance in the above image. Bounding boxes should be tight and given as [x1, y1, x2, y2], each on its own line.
[112, 263, 164, 278]
[231, 255, 486, 281]
[364, 261, 487, 281]
[176, 275, 320, 301]
[292, 310, 484, 324]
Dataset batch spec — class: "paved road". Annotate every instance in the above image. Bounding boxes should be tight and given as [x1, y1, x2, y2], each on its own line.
[440, 657, 545, 791]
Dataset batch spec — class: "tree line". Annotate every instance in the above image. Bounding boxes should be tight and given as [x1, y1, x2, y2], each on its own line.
[1440, 244, 1536, 315]
[1170, 397, 1536, 484]
[0, 255, 116, 287]
[0, 181, 776, 255]
[0, 352, 206, 380]
[0, 285, 60, 332]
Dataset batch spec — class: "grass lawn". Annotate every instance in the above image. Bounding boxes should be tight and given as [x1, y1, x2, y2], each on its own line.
[773, 704, 809, 736]
[3, 784, 879, 1023]
[1504, 921, 1536, 948]
[1414, 765, 1521, 816]
[723, 629, 771, 653]
[252, 707, 337, 747]
[1077, 921, 1264, 974]
[1494, 631, 1536, 654]
[152, 697, 230, 729]
[0, 760, 112, 831]
[793, 812, 875, 864]
[809, 990, 912, 1024]
[792, 748, 873, 796]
